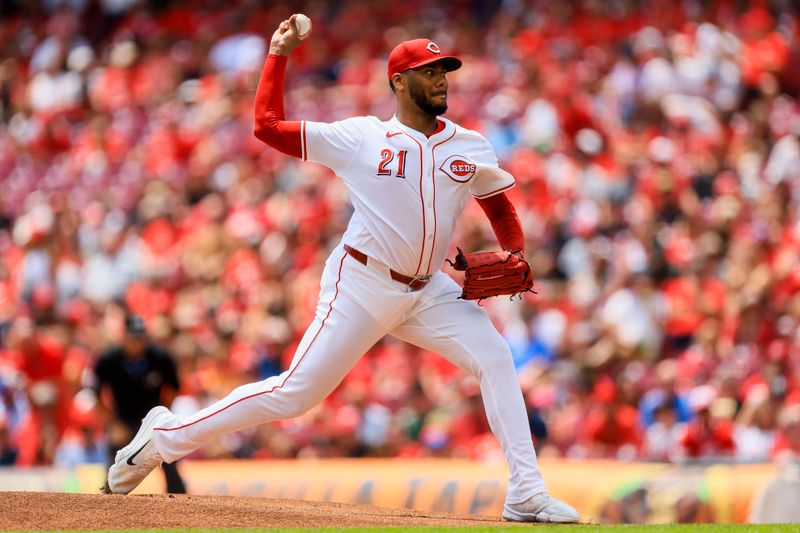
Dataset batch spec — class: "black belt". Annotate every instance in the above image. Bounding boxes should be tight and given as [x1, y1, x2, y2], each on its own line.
[344, 245, 431, 291]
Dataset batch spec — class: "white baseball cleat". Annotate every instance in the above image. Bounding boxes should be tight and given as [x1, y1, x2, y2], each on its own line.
[105, 406, 170, 494]
[502, 491, 580, 523]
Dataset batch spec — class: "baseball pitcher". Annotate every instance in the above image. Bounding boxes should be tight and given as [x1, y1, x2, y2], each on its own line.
[105, 14, 579, 524]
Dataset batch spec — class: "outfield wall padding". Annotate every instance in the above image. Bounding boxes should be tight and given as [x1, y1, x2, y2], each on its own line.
[0, 459, 787, 523]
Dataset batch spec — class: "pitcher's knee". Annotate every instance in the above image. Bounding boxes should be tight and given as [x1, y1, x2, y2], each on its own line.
[267, 387, 326, 419]
[471, 336, 516, 378]
[279, 396, 318, 418]
[277, 402, 305, 419]
[484, 350, 516, 378]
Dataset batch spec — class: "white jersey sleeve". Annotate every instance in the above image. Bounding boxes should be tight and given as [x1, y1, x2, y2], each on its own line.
[467, 134, 516, 199]
[302, 117, 367, 174]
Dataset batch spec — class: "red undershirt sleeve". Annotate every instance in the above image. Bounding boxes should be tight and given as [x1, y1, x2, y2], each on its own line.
[253, 54, 303, 158]
[476, 192, 525, 254]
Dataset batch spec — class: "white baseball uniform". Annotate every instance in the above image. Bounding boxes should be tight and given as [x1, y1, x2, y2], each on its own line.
[151, 115, 547, 504]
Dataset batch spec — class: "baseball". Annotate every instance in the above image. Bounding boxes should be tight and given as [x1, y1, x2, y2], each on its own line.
[294, 13, 312, 39]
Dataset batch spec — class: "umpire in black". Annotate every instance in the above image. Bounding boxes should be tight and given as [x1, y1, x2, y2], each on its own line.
[94, 314, 186, 493]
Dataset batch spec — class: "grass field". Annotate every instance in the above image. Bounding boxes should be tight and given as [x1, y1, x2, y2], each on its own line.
[128, 524, 800, 533]
[18, 526, 800, 533]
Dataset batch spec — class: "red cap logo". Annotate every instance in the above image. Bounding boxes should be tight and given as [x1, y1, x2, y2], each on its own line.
[440, 155, 477, 182]
[387, 39, 462, 79]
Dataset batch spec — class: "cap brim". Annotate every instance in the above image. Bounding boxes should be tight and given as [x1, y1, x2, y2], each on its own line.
[406, 55, 462, 73]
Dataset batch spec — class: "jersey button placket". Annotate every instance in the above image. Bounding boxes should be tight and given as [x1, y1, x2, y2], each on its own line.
[422, 141, 436, 268]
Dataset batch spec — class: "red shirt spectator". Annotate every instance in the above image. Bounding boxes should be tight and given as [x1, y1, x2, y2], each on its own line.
[679, 407, 736, 459]
[580, 378, 642, 458]
[772, 405, 800, 459]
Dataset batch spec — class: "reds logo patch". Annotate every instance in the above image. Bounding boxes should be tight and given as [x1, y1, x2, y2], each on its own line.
[440, 155, 477, 183]
[427, 42, 441, 54]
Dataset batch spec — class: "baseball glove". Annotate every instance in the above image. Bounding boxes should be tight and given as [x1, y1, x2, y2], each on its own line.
[447, 247, 536, 302]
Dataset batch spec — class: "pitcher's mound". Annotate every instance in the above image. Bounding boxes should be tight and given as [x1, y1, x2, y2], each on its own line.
[0, 491, 521, 530]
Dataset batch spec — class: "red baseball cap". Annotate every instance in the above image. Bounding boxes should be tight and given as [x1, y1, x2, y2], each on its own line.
[387, 39, 462, 79]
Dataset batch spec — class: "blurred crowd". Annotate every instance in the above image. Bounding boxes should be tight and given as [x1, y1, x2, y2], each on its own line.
[1, 0, 799, 468]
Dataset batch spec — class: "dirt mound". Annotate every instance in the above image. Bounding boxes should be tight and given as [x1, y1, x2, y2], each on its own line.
[0, 492, 521, 530]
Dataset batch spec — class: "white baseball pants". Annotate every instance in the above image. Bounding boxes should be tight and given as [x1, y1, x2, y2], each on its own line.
[152, 244, 546, 503]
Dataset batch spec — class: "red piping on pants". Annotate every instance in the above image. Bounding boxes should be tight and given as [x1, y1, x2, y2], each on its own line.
[154, 253, 348, 432]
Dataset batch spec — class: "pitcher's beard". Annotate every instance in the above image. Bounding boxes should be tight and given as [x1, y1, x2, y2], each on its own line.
[410, 84, 447, 116]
